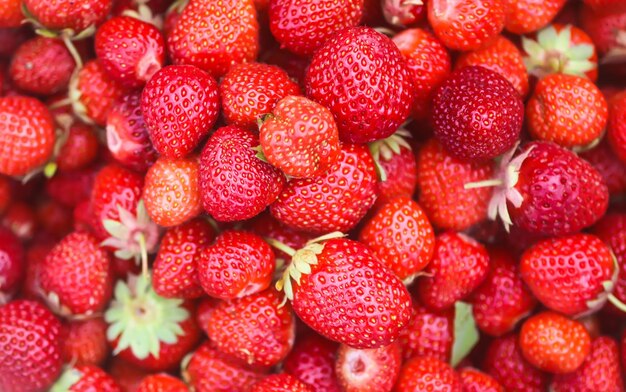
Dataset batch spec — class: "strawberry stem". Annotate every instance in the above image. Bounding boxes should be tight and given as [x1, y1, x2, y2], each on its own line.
[464, 179, 503, 190]
[265, 238, 297, 257]
[61, 34, 83, 69]
[608, 294, 626, 313]
[136, 232, 149, 279]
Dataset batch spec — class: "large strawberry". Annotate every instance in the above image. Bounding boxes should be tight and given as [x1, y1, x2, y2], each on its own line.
[504, 0, 566, 34]
[283, 333, 341, 391]
[305, 26, 415, 144]
[61, 318, 109, 366]
[23, 0, 112, 33]
[395, 356, 462, 392]
[335, 342, 402, 392]
[0, 227, 23, 304]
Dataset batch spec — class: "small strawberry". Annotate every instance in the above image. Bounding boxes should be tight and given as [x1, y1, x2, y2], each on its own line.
[258, 95, 341, 178]
[199, 125, 286, 222]
[249, 374, 314, 392]
[580, 138, 626, 194]
[382, 0, 426, 27]
[0, 227, 24, 304]
[305, 26, 415, 144]
[46, 166, 96, 208]
[0, 0, 22, 27]
[504, 0, 566, 34]
[23, 0, 112, 33]
[579, 5, 626, 56]
[140, 65, 220, 158]
[395, 356, 462, 392]
[519, 311, 591, 374]
[0, 300, 63, 392]
[56, 122, 100, 172]
[51, 365, 122, 392]
[335, 342, 402, 392]
[61, 317, 109, 366]
[283, 333, 341, 391]
[608, 91, 626, 164]
[2, 201, 37, 241]
[399, 301, 453, 362]
[460, 368, 504, 392]
[137, 373, 188, 392]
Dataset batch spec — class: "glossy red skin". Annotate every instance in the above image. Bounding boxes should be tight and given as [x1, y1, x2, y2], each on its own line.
[470, 248, 536, 336]
[0, 0, 22, 27]
[0, 227, 24, 302]
[580, 5, 626, 55]
[136, 373, 188, 392]
[0, 300, 63, 392]
[504, 0, 567, 34]
[9, 36, 75, 95]
[508, 141, 609, 236]
[23, 0, 112, 32]
[249, 374, 314, 392]
[199, 125, 285, 222]
[592, 214, 626, 308]
[375, 146, 418, 208]
[268, 0, 364, 57]
[283, 333, 341, 391]
[46, 166, 97, 207]
[459, 368, 504, 392]
[608, 91, 626, 164]
[0, 96, 55, 176]
[335, 342, 401, 392]
[95, 16, 165, 87]
[141, 65, 220, 158]
[552, 336, 624, 392]
[395, 356, 462, 392]
[399, 301, 453, 362]
[69, 365, 122, 392]
[305, 27, 415, 144]
[270, 143, 377, 234]
[247, 212, 313, 261]
[61, 318, 109, 366]
[580, 139, 626, 194]
[74, 60, 127, 126]
[57, 122, 99, 172]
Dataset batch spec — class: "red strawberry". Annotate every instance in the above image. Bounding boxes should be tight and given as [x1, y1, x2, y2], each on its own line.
[95, 16, 165, 87]
[592, 213, 626, 310]
[108, 358, 149, 392]
[519, 311, 591, 373]
[136, 373, 188, 392]
[61, 317, 109, 366]
[259, 95, 341, 178]
[152, 218, 215, 299]
[283, 333, 341, 391]
[46, 166, 96, 207]
[382, 0, 426, 27]
[0, 175, 10, 214]
[220, 62, 301, 130]
[0, 0, 22, 27]
[56, 122, 100, 172]
[23, 0, 112, 32]
[551, 336, 624, 392]
[2, 201, 37, 241]
[0, 96, 55, 176]
[399, 301, 453, 362]
[580, 138, 626, 194]
[268, 0, 364, 57]
[140, 65, 220, 158]
[504, 0, 566, 34]
[270, 143, 377, 233]
[460, 368, 504, 392]
[305, 26, 415, 144]
[584, 0, 626, 13]
[395, 356, 462, 392]
[0, 227, 24, 304]
[168, 0, 259, 78]
[199, 125, 286, 222]
[579, 5, 626, 56]
[359, 196, 435, 281]
[198, 231, 275, 299]
[608, 91, 626, 164]
[263, 48, 310, 88]
[247, 212, 313, 263]
[35, 199, 72, 238]
[249, 374, 314, 392]
[335, 342, 401, 392]
[9, 36, 75, 95]
[51, 365, 122, 392]
[427, 0, 505, 51]
[0, 300, 63, 392]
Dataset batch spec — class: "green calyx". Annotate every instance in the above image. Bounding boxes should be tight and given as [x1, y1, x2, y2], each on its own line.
[368, 129, 412, 182]
[450, 301, 479, 367]
[49, 368, 82, 392]
[105, 273, 189, 359]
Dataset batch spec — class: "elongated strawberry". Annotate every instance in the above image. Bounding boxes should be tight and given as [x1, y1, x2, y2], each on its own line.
[249, 374, 314, 392]
[504, 0, 566, 34]
[137, 373, 188, 392]
[23, 0, 112, 33]
[283, 333, 341, 391]
[61, 317, 109, 366]
[336, 342, 401, 392]
[460, 368, 504, 392]
[395, 356, 462, 392]
[51, 365, 122, 392]
[0, 227, 23, 304]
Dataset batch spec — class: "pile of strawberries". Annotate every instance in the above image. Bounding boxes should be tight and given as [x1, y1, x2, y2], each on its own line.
[0, 0, 625, 390]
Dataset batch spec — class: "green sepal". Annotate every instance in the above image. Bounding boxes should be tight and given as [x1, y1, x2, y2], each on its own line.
[49, 368, 82, 392]
[450, 301, 479, 367]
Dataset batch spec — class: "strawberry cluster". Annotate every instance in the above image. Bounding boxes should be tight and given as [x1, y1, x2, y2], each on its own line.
[0, 0, 625, 391]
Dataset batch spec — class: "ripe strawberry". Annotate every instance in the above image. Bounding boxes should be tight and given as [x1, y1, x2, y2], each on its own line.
[335, 342, 401, 392]
[305, 26, 415, 144]
[431, 66, 523, 161]
[415, 232, 489, 310]
[0, 300, 63, 392]
[263, 48, 310, 88]
[199, 125, 285, 222]
[416, 139, 494, 231]
[220, 62, 301, 130]
[283, 333, 341, 391]
[395, 356, 462, 392]
[56, 122, 100, 172]
[427, 0, 505, 51]
[608, 91, 626, 164]
[61, 317, 109, 366]
[198, 231, 275, 299]
[247, 212, 313, 263]
[382, 0, 426, 27]
[168, 0, 259, 78]
[275, 236, 412, 349]
[0, 227, 24, 304]
[141, 65, 220, 158]
[580, 139, 626, 194]
[23, 0, 112, 32]
[9, 36, 75, 95]
[459, 368, 504, 392]
[270, 143, 377, 233]
[45, 166, 96, 208]
[470, 248, 536, 336]
[519, 311, 591, 373]
[551, 336, 624, 392]
[51, 365, 122, 392]
[359, 196, 435, 281]
[152, 218, 215, 299]
[198, 289, 295, 367]
[592, 214, 626, 310]
[106, 91, 158, 172]
[456, 35, 529, 97]
[2, 201, 37, 241]
[0, 0, 22, 27]
[0, 96, 55, 176]
[35, 199, 72, 238]
[95, 16, 165, 87]
[137, 373, 188, 392]
[579, 5, 626, 56]
[268, 0, 364, 57]
[249, 374, 314, 392]
[484, 141, 609, 236]
[399, 300, 453, 361]
[108, 358, 149, 392]
[504, 0, 566, 34]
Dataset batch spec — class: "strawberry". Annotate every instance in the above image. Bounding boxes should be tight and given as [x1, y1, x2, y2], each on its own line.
[137, 373, 188, 392]
[220, 62, 301, 130]
[270, 143, 377, 233]
[140, 65, 220, 158]
[399, 301, 453, 362]
[305, 26, 415, 144]
[0, 27, 27, 56]
[9, 36, 75, 95]
[470, 247, 536, 336]
[61, 317, 109, 366]
[0, 175, 10, 214]
[36, 199, 73, 238]
[199, 125, 285, 222]
[483, 141, 609, 236]
[45, 166, 96, 207]
[283, 333, 341, 391]
[263, 48, 310, 89]
[0, 96, 55, 176]
[579, 5, 626, 56]
[268, 0, 364, 57]
[2, 201, 37, 241]
[415, 232, 489, 310]
[23, 0, 113, 33]
[274, 236, 412, 349]
[608, 91, 626, 164]
[0, 0, 22, 28]
[551, 336, 624, 392]
[592, 214, 626, 311]
[584, 0, 626, 13]
[416, 139, 494, 231]
[335, 342, 402, 392]
[198, 231, 275, 299]
[431, 66, 523, 161]
[359, 196, 435, 281]
[504, 0, 566, 34]
[249, 374, 314, 392]
[427, 0, 505, 51]
[382, 0, 426, 27]
[456, 35, 529, 97]
[106, 91, 158, 172]
[0, 227, 24, 304]
[51, 365, 122, 392]
[258, 95, 341, 178]
[95, 16, 165, 87]
[56, 122, 100, 172]
[108, 358, 149, 392]
[459, 368, 504, 392]
[198, 289, 295, 367]
[519, 311, 591, 373]
[152, 218, 215, 299]
[167, 0, 259, 78]
[0, 300, 63, 392]
[580, 139, 626, 194]
[142, 156, 203, 227]
[247, 212, 313, 263]
[395, 356, 462, 392]
[39, 231, 112, 317]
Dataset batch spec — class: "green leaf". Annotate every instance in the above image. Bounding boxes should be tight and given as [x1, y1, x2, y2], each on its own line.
[451, 301, 479, 367]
